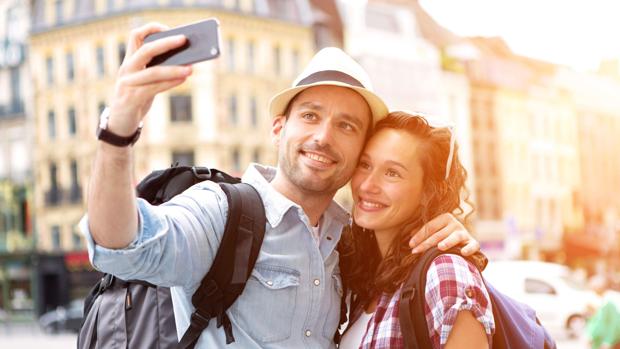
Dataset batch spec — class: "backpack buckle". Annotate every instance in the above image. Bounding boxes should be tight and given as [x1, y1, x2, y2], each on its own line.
[190, 310, 212, 329]
[99, 274, 114, 293]
[192, 167, 212, 180]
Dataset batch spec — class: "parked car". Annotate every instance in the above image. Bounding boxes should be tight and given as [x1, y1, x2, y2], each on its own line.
[483, 260, 601, 338]
[38, 298, 84, 334]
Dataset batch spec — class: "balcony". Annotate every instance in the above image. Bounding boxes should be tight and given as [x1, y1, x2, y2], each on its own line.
[44, 188, 63, 207]
[68, 185, 83, 204]
[44, 186, 83, 207]
[0, 101, 25, 120]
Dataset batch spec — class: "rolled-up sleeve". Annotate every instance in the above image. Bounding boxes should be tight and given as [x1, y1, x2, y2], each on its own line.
[79, 181, 228, 288]
[424, 255, 495, 349]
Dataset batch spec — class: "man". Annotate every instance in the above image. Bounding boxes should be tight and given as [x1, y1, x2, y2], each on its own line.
[82, 23, 480, 348]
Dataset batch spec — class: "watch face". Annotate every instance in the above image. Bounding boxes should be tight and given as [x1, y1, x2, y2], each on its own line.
[99, 107, 110, 130]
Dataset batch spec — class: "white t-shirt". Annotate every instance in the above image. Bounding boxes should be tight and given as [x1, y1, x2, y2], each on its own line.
[339, 312, 373, 349]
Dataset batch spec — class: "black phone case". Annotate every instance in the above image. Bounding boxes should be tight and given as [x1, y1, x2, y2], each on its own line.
[144, 18, 220, 67]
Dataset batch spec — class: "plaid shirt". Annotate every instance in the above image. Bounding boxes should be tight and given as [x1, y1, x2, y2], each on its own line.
[349, 255, 495, 349]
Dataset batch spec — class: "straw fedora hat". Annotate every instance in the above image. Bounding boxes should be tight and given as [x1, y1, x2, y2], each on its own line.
[268, 47, 388, 126]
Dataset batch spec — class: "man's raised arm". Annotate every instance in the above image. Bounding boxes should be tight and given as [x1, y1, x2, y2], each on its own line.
[87, 23, 192, 249]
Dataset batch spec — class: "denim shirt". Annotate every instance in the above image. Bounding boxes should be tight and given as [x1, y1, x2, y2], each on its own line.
[80, 164, 350, 348]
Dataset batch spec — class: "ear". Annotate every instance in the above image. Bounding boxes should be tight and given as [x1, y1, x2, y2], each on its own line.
[271, 115, 286, 147]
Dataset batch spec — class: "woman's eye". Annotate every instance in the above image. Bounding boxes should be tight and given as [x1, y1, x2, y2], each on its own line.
[358, 161, 370, 170]
[386, 169, 400, 178]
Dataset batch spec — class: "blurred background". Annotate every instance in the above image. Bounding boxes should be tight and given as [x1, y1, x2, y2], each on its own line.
[0, 0, 619, 347]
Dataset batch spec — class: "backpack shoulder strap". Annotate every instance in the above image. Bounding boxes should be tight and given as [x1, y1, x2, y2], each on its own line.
[400, 247, 464, 349]
[178, 182, 266, 348]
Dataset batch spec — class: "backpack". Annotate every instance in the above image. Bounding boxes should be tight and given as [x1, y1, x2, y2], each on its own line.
[77, 165, 266, 349]
[399, 247, 557, 349]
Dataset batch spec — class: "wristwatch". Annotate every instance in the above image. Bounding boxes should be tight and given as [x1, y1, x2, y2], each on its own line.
[96, 107, 143, 147]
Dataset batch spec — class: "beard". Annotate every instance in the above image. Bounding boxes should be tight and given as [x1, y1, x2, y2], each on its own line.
[278, 140, 350, 195]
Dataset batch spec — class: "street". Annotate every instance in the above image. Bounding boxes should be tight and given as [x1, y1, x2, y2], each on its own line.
[0, 321, 591, 349]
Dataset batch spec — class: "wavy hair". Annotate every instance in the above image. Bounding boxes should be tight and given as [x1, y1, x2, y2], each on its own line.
[339, 111, 474, 307]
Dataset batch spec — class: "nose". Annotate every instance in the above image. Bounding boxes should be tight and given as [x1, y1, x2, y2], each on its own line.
[358, 170, 382, 195]
[312, 119, 336, 146]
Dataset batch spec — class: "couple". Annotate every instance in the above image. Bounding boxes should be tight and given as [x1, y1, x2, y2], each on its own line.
[82, 23, 493, 348]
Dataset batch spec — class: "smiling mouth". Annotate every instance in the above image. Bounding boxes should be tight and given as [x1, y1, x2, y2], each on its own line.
[300, 151, 336, 166]
[358, 199, 387, 211]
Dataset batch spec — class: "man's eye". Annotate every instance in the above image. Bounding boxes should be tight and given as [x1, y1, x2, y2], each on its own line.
[340, 122, 355, 132]
[302, 113, 316, 120]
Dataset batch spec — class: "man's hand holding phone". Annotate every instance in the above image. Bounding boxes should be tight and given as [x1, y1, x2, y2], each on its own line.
[106, 19, 220, 142]
[107, 22, 192, 139]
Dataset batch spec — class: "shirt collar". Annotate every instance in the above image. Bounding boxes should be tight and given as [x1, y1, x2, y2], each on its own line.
[241, 163, 351, 228]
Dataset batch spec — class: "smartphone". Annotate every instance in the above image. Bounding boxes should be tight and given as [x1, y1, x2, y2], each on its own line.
[144, 18, 221, 67]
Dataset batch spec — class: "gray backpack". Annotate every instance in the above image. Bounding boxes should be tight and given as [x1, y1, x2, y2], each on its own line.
[77, 166, 266, 349]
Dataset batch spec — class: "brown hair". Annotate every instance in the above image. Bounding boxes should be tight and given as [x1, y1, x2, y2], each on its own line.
[339, 111, 473, 306]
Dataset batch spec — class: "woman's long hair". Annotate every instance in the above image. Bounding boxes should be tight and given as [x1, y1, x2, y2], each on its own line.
[339, 111, 473, 307]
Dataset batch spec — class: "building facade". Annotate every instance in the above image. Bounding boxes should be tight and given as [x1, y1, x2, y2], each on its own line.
[29, 0, 314, 308]
[334, 0, 474, 210]
[463, 38, 584, 260]
[0, 0, 37, 315]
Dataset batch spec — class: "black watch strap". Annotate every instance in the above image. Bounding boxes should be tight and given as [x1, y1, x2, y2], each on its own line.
[96, 107, 142, 147]
[96, 125, 142, 147]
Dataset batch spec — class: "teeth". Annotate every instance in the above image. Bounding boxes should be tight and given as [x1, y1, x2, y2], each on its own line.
[305, 152, 331, 164]
[360, 200, 384, 209]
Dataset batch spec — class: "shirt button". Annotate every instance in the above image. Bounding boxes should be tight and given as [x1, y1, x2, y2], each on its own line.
[267, 280, 273, 286]
[313, 279, 320, 286]
[305, 330, 312, 337]
[465, 287, 474, 298]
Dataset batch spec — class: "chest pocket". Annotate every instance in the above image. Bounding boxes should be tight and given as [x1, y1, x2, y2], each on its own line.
[322, 273, 344, 338]
[231, 264, 300, 343]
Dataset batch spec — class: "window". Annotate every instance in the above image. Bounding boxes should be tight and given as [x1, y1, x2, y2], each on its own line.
[170, 95, 192, 122]
[96, 45, 105, 77]
[48, 110, 56, 139]
[50, 163, 58, 189]
[10, 67, 21, 106]
[118, 42, 126, 66]
[366, 5, 400, 32]
[55, 0, 64, 24]
[247, 42, 255, 73]
[525, 278, 556, 295]
[292, 49, 299, 75]
[52, 225, 62, 250]
[228, 94, 238, 125]
[273, 46, 281, 75]
[46, 163, 61, 205]
[33, 0, 46, 28]
[250, 96, 258, 127]
[232, 148, 241, 172]
[68, 107, 77, 136]
[172, 151, 195, 166]
[226, 39, 235, 71]
[70, 159, 80, 189]
[267, 0, 298, 21]
[72, 232, 82, 249]
[46, 56, 54, 85]
[66, 52, 74, 81]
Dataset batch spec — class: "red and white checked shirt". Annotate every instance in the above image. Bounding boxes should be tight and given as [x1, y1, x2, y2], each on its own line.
[348, 255, 495, 349]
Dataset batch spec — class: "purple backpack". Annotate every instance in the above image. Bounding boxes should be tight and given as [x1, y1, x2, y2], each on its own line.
[400, 247, 557, 349]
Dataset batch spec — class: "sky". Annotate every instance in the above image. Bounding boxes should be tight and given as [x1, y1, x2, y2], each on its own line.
[419, 0, 620, 71]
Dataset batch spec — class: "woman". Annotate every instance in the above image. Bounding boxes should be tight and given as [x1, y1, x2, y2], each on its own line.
[339, 111, 495, 349]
